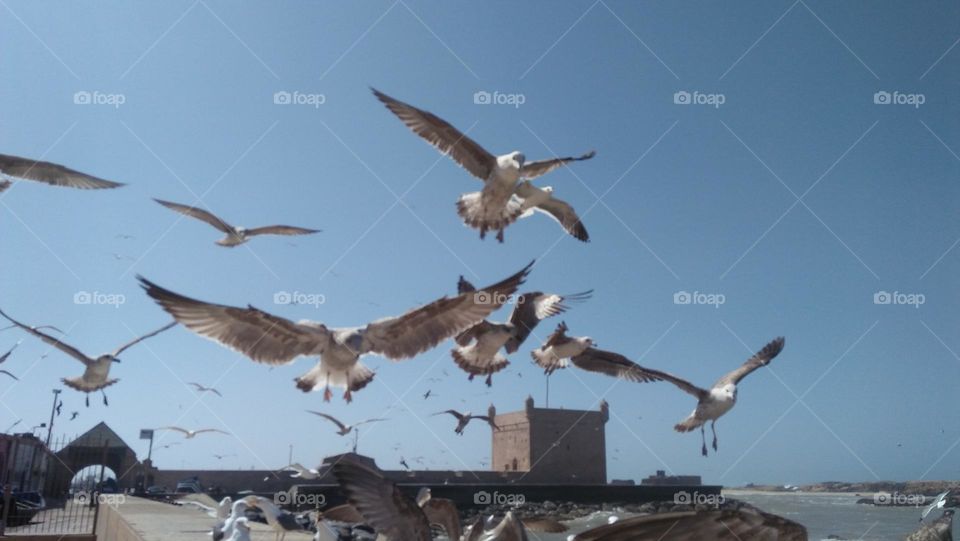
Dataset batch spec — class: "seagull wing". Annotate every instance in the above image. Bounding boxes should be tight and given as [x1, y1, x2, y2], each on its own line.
[640, 366, 709, 400]
[360, 262, 533, 360]
[0, 340, 20, 364]
[354, 418, 389, 427]
[522, 516, 568, 533]
[112, 321, 176, 356]
[154, 199, 234, 234]
[520, 150, 595, 180]
[457, 276, 477, 294]
[713, 337, 786, 388]
[0, 308, 91, 365]
[306, 411, 349, 432]
[0, 371, 18, 381]
[332, 457, 432, 541]
[157, 426, 191, 436]
[0, 154, 124, 189]
[0, 180, 10, 193]
[435, 410, 466, 422]
[572, 507, 808, 541]
[515, 183, 589, 241]
[506, 290, 592, 353]
[139, 276, 331, 365]
[569, 348, 664, 383]
[244, 225, 321, 238]
[193, 428, 229, 436]
[373, 88, 497, 181]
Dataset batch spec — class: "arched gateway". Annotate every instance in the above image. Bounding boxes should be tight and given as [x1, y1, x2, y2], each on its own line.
[46, 423, 141, 496]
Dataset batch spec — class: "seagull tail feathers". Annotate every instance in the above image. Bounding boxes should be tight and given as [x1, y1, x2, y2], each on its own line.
[674, 415, 703, 433]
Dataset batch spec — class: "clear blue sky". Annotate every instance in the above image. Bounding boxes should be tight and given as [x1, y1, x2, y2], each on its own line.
[0, 1, 958, 488]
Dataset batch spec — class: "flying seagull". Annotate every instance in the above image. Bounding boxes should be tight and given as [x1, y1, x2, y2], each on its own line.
[187, 382, 223, 397]
[643, 337, 786, 456]
[531, 322, 664, 383]
[306, 411, 387, 436]
[0, 153, 124, 191]
[156, 426, 229, 439]
[69, 411, 79, 421]
[280, 463, 319, 480]
[0, 308, 174, 406]
[433, 409, 498, 435]
[571, 504, 807, 540]
[138, 261, 532, 402]
[921, 491, 951, 520]
[154, 198, 320, 247]
[452, 276, 590, 386]
[373, 88, 592, 243]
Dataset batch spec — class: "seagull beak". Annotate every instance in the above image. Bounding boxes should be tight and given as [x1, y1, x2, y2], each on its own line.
[112, 358, 121, 363]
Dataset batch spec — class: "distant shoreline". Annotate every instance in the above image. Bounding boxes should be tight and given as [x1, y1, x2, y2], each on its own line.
[727, 481, 959, 496]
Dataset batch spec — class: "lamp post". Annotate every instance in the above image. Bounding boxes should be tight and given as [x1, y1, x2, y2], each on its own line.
[45, 389, 61, 448]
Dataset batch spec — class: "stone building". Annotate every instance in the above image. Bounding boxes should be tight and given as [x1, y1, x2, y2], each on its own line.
[491, 396, 609, 484]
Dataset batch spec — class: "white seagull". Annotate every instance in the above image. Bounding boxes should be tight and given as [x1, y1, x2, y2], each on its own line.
[373, 88, 592, 243]
[139, 262, 532, 402]
[530, 322, 664, 383]
[227, 517, 252, 541]
[0, 308, 174, 406]
[213, 498, 251, 541]
[154, 198, 320, 247]
[0, 153, 124, 191]
[643, 336, 786, 456]
[0, 340, 22, 380]
[281, 463, 320, 480]
[453, 277, 591, 386]
[187, 382, 223, 397]
[156, 426, 230, 439]
[306, 411, 388, 436]
[433, 407, 498, 435]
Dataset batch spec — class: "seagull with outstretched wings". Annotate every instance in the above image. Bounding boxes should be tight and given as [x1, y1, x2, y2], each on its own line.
[531, 322, 664, 384]
[306, 410, 388, 436]
[452, 276, 591, 386]
[187, 382, 223, 397]
[0, 308, 174, 406]
[0, 153, 124, 191]
[154, 199, 320, 247]
[433, 409, 498, 435]
[639, 336, 786, 456]
[156, 426, 229, 439]
[373, 88, 593, 243]
[139, 262, 532, 402]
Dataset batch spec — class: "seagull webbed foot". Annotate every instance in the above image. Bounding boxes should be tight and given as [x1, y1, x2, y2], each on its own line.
[85, 395, 90, 408]
[323, 387, 332, 402]
[485, 374, 493, 387]
[343, 390, 353, 403]
[701, 443, 708, 457]
[496, 230, 504, 243]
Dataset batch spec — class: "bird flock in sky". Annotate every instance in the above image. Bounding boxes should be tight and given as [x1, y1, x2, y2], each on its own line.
[0, 87, 879, 541]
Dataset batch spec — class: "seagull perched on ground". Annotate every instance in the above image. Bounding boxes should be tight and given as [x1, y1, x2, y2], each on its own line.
[531, 322, 664, 384]
[227, 517, 252, 541]
[156, 426, 229, 439]
[571, 504, 807, 540]
[453, 277, 591, 386]
[306, 411, 388, 436]
[281, 463, 320, 480]
[139, 262, 532, 402]
[0, 308, 175, 406]
[641, 337, 786, 456]
[187, 382, 223, 397]
[373, 88, 592, 243]
[213, 498, 251, 541]
[433, 409, 498, 435]
[154, 198, 320, 247]
[0, 153, 124, 191]
[243, 496, 303, 541]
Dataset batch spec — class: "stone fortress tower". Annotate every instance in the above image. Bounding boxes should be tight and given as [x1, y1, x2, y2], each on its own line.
[491, 396, 609, 484]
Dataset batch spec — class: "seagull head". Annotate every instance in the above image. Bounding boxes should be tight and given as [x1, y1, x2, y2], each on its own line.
[719, 383, 736, 400]
[98, 355, 121, 364]
[512, 152, 526, 168]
